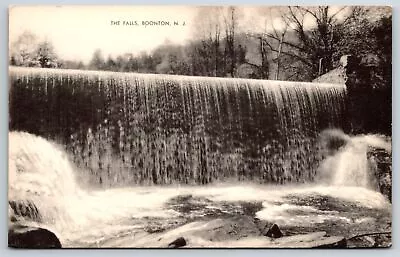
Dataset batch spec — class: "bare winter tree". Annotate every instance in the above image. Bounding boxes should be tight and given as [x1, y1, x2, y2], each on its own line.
[242, 10, 275, 80]
[190, 6, 246, 78]
[223, 6, 239, 77]
[271, 6, 348, 79]
[242, 33, 271, 79]
[192, 6, 224, 77]
[271, 18, 288, 80]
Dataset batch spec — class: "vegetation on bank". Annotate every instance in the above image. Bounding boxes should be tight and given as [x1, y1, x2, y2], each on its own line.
[9, 6, 391, 84]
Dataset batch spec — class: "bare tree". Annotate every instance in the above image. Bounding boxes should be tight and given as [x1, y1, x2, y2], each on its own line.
[278, 6, 347, 77]
[244, 34, 270, 79]
[192, 7, 224, 77]
[254, 6, 348, 80]
[269, 15, 289, 80]
[223, 6, 238, 77]
[191, 6, 246, 78]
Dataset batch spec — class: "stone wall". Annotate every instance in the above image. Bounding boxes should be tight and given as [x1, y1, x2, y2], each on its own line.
[313, 55, 391, 135]
[314, 55, 392, 200]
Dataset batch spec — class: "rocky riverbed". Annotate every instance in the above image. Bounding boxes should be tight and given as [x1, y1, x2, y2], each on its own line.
[70, 191, 391, 248]
[10, 184, 390, 248]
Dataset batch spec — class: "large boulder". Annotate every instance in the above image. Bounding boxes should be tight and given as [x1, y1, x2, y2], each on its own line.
[263, 224, 283, 238]
[8, 225, 62, 248]
[168, 237, 187, 248]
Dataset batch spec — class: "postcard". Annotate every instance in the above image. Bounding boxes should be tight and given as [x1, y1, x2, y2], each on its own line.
[8, 5, 392, 248]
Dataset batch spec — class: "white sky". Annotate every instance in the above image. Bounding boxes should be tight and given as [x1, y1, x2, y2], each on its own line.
[9, 5, 198, 62]
[9, 5, 350, 63]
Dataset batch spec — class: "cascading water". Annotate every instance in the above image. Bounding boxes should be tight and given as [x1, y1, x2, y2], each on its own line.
[8, 67, 391, 248]
[9, 131, 190, 240]
[317, 130, 392, 188]
[9, 67, 347, 187]
[8, 130, 391, 247]
[8, 132, 83, 239]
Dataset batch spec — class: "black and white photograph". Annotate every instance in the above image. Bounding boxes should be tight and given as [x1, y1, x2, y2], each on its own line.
[8, 5, 392, 248]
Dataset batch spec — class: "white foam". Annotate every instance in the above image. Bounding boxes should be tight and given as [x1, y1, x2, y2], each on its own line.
[8, 131, 391, 247]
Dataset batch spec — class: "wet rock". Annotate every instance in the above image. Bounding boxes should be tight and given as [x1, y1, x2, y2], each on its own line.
[312, 237, 347, 248]
[167, 195, 211, 214]
[270, 231, 346, 248]
[240, 201, 263, 216]
[263, 224, 283, 238]
[168, 237, 186, 248]
[372, 233, 392, 248]
[379, 174, 392, 202]
[192, 216, 260, 242]
[9, 200, 42, 222]
[142, 217, 188, 234]
[253, 217, 267, 233]
[8, 225, 62, 248]
[101, 219, 353, 248]
[350, 235, 376, 248]
[167, 195, 262, 220]
[367, 146, 392, 202]
[319, 129, 349, 156]
[144, 225, 166, 233]
[8, 205, 17, 223]
[347, 233, 391, 248]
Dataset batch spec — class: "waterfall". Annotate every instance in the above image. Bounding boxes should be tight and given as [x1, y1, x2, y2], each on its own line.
[8, 131, 81, 232]
[9, 66, 348, 187]
[317, 129, 391, 188]
[8, 131, 391, 247]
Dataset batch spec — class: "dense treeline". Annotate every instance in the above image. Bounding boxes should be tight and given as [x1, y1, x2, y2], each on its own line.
[7, 6, 392, 137]
[9, 6, 391, 84]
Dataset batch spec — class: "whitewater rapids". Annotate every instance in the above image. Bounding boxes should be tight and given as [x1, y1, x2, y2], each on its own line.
[8, 131, 391, 247]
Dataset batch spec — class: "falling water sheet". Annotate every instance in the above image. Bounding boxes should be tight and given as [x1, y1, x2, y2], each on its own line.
[8, 5, 392, 249]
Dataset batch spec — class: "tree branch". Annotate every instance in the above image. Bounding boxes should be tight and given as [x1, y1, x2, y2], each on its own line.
[329, 7, 347, 23]
[269, 48, 314, 67]
[265, 33, 306, 52]
[299, 6, 319, 21]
